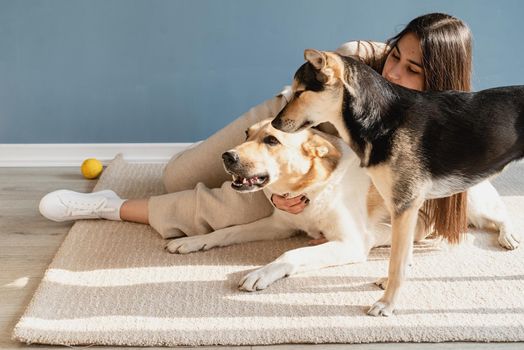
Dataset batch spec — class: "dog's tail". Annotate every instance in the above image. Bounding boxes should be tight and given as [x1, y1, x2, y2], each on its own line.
[422, 192, 468, 244]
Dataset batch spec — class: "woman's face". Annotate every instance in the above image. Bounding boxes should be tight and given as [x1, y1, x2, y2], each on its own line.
[382, 32, 425, 91]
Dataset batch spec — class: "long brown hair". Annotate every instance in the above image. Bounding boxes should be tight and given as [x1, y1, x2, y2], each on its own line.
[370, 13, 473, 243]
[387, 13, 472, 92]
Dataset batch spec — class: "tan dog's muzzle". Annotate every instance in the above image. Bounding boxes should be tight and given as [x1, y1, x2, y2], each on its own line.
[222, 150, 270, 192]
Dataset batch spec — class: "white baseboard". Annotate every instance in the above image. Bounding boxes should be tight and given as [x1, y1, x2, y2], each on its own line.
[0, 143, 194, 167]
[4, 143, 523, 168]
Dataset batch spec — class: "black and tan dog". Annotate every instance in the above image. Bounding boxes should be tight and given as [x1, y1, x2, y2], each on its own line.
[271, 49, 523, 316]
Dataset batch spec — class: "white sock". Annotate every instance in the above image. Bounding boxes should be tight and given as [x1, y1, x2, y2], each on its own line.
[100, 197, 126, 221]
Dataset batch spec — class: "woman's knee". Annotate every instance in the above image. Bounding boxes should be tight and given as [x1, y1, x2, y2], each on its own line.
[162, 148, 229, 193]
[162, 152, 190, 193]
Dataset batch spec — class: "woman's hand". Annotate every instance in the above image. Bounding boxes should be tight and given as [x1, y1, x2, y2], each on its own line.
[271, 193, 309, 214]
[271, 193, 328, 245]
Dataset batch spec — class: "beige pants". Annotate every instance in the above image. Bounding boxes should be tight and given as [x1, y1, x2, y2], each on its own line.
[148, 92, 290, 239]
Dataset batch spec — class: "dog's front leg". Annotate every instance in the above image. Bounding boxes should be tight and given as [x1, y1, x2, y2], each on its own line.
[239, 238, 367, 292]
[367, 200, 422, 317]
[166, 215, 292, 254]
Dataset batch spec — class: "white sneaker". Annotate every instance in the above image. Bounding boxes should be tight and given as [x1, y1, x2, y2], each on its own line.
[39, 189, 125, 222]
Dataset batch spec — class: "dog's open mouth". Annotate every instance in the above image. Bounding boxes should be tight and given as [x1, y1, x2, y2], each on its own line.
[231, 174, 270, 191]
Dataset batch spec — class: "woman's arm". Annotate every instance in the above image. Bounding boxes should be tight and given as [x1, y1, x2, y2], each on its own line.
[335, 40, 389, 71]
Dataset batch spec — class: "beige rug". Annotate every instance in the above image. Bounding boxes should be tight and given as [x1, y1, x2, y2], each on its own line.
[12, 154, 524, 346]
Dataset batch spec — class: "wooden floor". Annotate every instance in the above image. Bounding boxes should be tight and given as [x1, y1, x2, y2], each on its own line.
[1, 166, 522, 349]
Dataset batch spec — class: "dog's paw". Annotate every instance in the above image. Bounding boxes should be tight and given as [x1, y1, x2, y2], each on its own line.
[374, 277, 388, 290]
[165, 236, 214, 254]
[498, 230, 520, 250]
[238, 262, 293, 292]
[367, 300, 394, 317]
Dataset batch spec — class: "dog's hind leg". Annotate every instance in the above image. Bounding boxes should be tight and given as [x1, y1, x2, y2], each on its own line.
[468, 180, 520, 250]
[369, 211, 429, 246]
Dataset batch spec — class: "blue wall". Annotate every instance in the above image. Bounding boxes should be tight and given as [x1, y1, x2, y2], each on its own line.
[1, 0, 523, 143]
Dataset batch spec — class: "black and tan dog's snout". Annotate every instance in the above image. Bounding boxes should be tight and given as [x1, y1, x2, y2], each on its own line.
[272, 113, 312, 133]
[270, 116, 285, 130]
[272, 106, 297, 132]
[272, 115, 296, 133]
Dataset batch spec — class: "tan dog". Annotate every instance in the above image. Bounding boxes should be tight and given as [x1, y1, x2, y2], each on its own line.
[166, 119, 428, 291]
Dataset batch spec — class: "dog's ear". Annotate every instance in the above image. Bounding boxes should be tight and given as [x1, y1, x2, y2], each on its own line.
[304, 49, 335, 84]
[304, 49, 326, 70]
[302, 134, 341, 159]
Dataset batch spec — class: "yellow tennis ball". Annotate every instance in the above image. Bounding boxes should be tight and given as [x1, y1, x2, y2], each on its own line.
[81, 158, 103, 179]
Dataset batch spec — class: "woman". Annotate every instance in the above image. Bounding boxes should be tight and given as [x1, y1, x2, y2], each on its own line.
[40, 13, 475, 244]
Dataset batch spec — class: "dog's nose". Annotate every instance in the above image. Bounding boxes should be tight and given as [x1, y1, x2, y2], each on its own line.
[222, 151, 239, 165]
[271, 117, 282, 129]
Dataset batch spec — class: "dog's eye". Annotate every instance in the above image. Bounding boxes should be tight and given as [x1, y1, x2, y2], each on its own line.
[294, 90, 304, 98]
[263, 135, 280, 146]
[244, 129, 249, 140]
